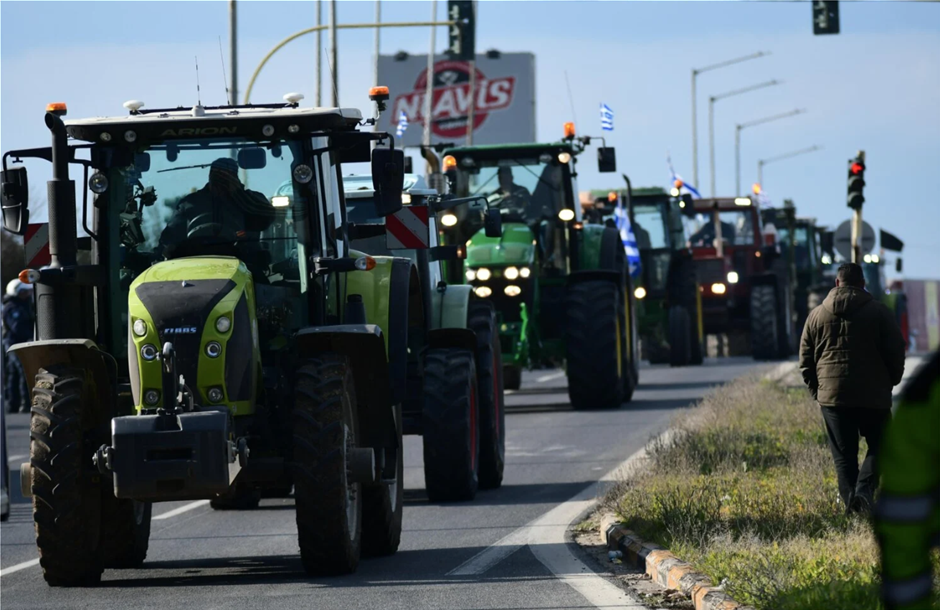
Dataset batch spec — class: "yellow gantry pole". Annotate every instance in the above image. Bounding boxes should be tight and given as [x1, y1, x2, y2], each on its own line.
[244, 20, 458, 105]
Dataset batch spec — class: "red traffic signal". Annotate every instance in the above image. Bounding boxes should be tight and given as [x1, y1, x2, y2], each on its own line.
[850, 161, 865, 175]
[847, 157, 865, 210]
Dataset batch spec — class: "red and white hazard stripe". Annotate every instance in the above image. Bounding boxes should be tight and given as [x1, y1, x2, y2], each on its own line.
[24, 223, 51, 268]
[386, 206, 430, 250]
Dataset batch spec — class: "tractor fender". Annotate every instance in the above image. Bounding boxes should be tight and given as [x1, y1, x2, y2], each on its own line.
[9, 339, 118, 418]
[430, 283, 473, 330]
[294, 324, 396, 449]
[344, 255, 415, 407]
[428, 327, 477, 352]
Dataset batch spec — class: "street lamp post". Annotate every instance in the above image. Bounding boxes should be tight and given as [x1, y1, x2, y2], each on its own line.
[691, 51, 769, 190]
[735, 108, 806, 196]
[316, 0, 322, 106]
[708, 79, 780, 197]
[757, 145, 822, 191]
[330, 0, 338, 106]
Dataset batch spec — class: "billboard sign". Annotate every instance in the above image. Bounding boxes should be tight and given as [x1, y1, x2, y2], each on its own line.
[378, 52, 535, 147]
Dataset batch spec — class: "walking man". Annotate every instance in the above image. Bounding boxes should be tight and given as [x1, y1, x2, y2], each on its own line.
[799, 262, 906, 513]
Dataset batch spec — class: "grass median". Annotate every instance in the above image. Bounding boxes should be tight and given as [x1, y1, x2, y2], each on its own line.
[605, 375, 939, 610]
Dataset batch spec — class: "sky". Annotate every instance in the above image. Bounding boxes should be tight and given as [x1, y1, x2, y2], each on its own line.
[2, 0, 938, 279]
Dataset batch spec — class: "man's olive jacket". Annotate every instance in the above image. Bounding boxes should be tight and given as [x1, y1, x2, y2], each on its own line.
[799, 286, 906, 409]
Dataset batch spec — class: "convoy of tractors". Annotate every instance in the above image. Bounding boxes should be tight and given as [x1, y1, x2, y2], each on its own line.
[0, 86, 897, 587]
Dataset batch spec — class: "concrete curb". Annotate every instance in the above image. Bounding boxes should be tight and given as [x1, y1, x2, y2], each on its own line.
[602, 517, 755, 610]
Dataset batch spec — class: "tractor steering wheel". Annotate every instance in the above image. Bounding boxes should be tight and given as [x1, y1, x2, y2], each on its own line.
[186, 212, 225, 239]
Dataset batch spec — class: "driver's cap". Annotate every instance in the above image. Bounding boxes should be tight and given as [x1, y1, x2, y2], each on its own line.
[211, 157, 238, 174]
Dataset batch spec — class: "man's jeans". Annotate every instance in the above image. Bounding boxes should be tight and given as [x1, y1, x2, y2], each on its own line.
[820, 407, 891, 507]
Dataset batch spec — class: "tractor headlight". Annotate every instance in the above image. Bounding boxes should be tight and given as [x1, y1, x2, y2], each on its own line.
[216, 316, 232, 333]
[504, 266, 520, 280]
[504, 285, 522, 297]
[206, 341, 223, 358]
[466, 269, 477, 281]
[207, 387, 224, 403]
[476, 267, 491, 281]
[140, 344, 158, 361]
[144, 389, 160, 405]
[634, 287, 647, 300]
[711, 283, 727, 295]
[558, 209, 575, 222]
[441, 213, 458, 227]
[727, 271, 739, 284]
[519, 266, 531, 278]
[293, 164, 314, 184]
[474, 286, 493, 298]
[132, 319, 148, 337]
[89, 172, 109, 194]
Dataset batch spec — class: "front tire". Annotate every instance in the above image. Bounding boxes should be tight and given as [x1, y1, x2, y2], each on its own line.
[100, 497, 152, 569]
[566, 280, 625, 410]
[422, 349, 480, 502]
[30, 366, 104, 586]
[668, 306, 692, 367]
[750, 285, 780, 360]
[469, 301, 505, 490]
[361, 403, 403, 557]
[292, 355, 361, 576]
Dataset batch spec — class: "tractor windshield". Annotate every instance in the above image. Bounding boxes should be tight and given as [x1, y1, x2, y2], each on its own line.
[688, 210, 756, 248]
[464, 158, 566, 225]
[112, 138, 312, 282]
[631, 203, 668, 250]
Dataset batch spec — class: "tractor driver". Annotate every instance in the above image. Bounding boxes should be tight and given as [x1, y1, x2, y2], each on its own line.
[490, 166, 534, 220]
[689, 216, 736, 248]
[158, 157, 276, 269]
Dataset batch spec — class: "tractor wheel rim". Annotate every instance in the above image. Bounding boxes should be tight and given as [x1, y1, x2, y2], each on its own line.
[343, 424, 358, 539]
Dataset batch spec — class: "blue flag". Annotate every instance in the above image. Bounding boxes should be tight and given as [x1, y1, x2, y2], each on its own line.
[600, 103, 614, 132]
[396, 111, 409, 138]
[666, 153, 701, 199]
[613, 196, 642, 278]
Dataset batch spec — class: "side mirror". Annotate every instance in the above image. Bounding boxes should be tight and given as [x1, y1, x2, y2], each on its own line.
[372, 148, 405, 217]
[679, 196, 697, 218]
[238, 148, 267, 170]
[403, 156, 414, 174]
[896, 258, 903, 273]
[135, 153, 151, 173]
[484, 208, 502, 238]
[1, 167, 29, 235]
[820, 231, 835, 257]
[597, 147, 617, 173]
[348, 222, 386, 241]
[429, 245, 465, 262]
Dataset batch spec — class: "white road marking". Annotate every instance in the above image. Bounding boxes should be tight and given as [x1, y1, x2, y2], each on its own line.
[8, 454, 27, 462]
[536, 371, 566, 383]
[153, 500, 211, 520]
[0, 559, 39, 577]
[447, 434, 665, 608]
[1, 499, 213, 577]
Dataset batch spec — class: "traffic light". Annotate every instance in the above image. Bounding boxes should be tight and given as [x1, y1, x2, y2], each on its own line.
[847, 156, 865, 210]
[447, 1, 476, 62]
[813, 1, 840, 35]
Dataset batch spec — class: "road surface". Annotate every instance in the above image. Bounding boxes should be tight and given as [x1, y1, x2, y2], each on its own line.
[2, 357, 771, 609]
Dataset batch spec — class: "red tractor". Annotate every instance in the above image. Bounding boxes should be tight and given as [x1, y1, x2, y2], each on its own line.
[684, 195, 794, 360]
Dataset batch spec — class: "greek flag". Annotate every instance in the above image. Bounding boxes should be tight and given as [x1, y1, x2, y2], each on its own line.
[666, 153, 701, 199]
[600, 103, 614, 132]
[396, 111, 409, 138]
[613, 196, 642, 278]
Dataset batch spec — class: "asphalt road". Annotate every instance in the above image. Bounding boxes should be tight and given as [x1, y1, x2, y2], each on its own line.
[2, 357, 770, 609]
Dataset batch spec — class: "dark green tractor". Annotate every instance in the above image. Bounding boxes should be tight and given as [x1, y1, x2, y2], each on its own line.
[437, 125, 639, 409]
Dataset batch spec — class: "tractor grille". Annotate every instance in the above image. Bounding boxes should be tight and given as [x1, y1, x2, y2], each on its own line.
[135, 280, 236, 403]
[694, 258, 727, 285]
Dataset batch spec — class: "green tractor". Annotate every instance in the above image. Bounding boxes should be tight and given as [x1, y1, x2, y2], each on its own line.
[585, 181, 704, 367]
[437, 125, 639, 409]
[0, 90, 443, 585]
[341, 173, 505, 496]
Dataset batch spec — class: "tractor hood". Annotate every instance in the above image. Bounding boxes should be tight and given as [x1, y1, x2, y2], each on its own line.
[466, 222, 536, 268]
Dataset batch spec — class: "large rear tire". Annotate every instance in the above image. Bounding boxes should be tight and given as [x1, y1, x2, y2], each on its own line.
[422, 349, 480, 502]
[30, 366, 104, 586]
[100, 497, 152, 569]
[750, 285, 780, 360]
[566, 280, 625, 410]
[292, 355, 361, 576]
[668, 306, 692, 367]
[468, 301, 505, 490]
[361, 403, 403, 557]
